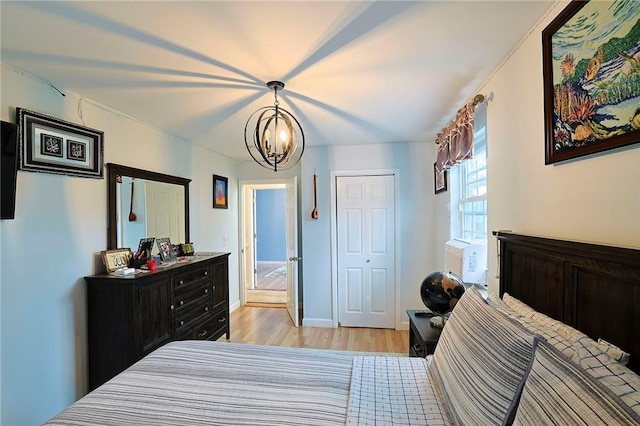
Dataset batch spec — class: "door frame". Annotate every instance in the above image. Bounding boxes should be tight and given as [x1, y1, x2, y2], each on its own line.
[329, 169, 402, 329]
[238, 179, 292, 308]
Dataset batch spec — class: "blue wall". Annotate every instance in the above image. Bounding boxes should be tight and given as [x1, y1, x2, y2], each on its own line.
[256, 189, 286, 261]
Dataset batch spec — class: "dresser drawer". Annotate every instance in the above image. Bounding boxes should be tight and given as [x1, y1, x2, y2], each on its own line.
[172, 280, 211, 308]
[173, 295, 211, 333]
[173, 265, 211, 295]
[193, 311, 228, 340]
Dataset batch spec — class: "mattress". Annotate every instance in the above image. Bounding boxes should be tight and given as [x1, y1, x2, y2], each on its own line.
[44, 340, 451, 425]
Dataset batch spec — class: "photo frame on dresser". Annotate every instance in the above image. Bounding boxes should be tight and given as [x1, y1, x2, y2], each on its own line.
[156, 237, 176, 262]
[136, 237, 155, 258]
[101, 248, 132, 273]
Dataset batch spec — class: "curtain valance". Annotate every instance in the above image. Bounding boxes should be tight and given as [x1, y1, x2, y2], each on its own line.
[434, 100, 475, 172]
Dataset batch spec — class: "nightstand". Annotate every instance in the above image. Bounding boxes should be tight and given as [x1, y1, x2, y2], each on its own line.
[407, 310, 443, 357]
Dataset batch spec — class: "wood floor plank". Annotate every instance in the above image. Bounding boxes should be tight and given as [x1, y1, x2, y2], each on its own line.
[222, 306, 409, 354]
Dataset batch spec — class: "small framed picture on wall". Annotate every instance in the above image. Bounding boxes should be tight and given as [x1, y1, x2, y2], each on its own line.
[434, 163, 447, 194]
[213, 174, 228, 209]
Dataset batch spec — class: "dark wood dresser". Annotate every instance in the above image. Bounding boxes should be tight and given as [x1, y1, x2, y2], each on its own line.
[86, 253, 230, 390]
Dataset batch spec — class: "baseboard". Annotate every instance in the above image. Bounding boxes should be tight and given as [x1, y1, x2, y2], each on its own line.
[302, 318, 335, 328]
[229, 300, 241, 313]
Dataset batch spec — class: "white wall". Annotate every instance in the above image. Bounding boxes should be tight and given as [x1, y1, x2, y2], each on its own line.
[0, 64, 240, 425]
[482, 1, 640, 295]
[299, 142, 442, 328]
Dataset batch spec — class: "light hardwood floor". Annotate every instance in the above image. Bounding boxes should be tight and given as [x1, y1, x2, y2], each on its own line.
[255, 261, 287, 290]
[220, 305, 409, 354]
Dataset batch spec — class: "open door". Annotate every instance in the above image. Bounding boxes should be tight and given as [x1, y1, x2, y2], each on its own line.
[285, 176, 299, 327]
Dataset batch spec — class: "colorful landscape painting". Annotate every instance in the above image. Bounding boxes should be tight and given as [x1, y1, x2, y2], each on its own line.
[543, 0, 640, 164]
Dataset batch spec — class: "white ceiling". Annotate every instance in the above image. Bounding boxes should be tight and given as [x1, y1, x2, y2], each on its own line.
[1, 1, 555, 162]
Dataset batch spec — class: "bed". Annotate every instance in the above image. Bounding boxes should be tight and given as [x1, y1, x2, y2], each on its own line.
[45, 232, 640, 425]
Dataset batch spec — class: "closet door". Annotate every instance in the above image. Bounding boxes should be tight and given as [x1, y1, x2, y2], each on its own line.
[337, 175, 395, 328]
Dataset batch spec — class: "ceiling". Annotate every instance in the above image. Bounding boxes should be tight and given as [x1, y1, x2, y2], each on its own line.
[1, 1, 555, 162]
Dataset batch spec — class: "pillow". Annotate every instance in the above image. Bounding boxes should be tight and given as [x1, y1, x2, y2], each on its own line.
[502, 292, 537, 318]
[571, 336, 640, 417]
[485, 291, 513, 313]
[512, 340, 640, 426]
[429, 287, 537, 426]
[598, 338, 631, 366]
[502, 293, 587, 358]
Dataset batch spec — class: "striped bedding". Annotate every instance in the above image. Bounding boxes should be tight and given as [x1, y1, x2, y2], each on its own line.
[45, 340, 440, 426]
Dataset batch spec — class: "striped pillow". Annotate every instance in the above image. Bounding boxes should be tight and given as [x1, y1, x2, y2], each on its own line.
[512, 340, 640, 425]
[429, 287, 537, 426]
[571, 336, 640, 417]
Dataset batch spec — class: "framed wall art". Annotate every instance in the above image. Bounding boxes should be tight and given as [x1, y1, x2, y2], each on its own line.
[213, 174, 228, 209]
[542, 0, 640, 164]
[434, 163, 447, 194]
[16, 108, 104, 178]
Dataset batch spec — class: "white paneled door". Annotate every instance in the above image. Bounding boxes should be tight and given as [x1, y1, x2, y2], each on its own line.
[286, 177, 299, 327]
[145, 180, 185, 248]
[337, 175, 395, 328]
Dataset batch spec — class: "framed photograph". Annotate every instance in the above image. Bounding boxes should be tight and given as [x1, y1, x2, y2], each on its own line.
[101, 248, 132, 273]
[180, 243, 195, 256]
[434, 163, 447, 194]
[136, 237, 155, 258]
[213, 174, 228, 209]
[542, 1, 640, 164]
[16, 108, 104, 178]
[156, 237, 176, 262]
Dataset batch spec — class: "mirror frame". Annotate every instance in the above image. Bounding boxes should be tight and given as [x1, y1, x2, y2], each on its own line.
[107, 163, 191, 250]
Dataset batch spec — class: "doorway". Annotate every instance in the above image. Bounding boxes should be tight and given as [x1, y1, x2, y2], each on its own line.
[250, 187, 287, 304]
[240, 178, 299, 326]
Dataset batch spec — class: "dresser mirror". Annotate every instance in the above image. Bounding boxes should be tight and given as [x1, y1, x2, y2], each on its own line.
[107, 163, 191, 251]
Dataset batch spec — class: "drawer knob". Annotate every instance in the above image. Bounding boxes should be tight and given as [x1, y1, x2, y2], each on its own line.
[204, 307, 209, 312]
[180, 320, 184, 326]
[204, 271, 208, 276]
[198, 330, 208, 338]
[170, 304, 174, 310]
[204, 289, 208, 294]
[179, 280, 184, 285]
[218, 317, 226, 323]
[180, 300, 184, 306]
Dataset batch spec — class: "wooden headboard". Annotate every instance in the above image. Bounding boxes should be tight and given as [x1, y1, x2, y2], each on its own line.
[496, 232, 640, 374]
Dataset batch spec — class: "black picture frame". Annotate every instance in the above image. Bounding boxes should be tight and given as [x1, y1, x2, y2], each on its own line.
[542, 0, 640, 165]
[434, 163, 447, 194]
[136, 237, 155, 258]
[17, 108, 104, 178]
[213, 174, 228, 209]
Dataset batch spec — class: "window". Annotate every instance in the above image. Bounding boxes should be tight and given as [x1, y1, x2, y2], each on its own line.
[458, 128, 487, 241]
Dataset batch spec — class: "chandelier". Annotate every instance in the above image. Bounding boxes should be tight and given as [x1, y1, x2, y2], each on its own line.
[244, 81, 305, 172]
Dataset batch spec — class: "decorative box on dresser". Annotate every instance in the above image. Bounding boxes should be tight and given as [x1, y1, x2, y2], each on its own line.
[86, 253, 230, 390]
